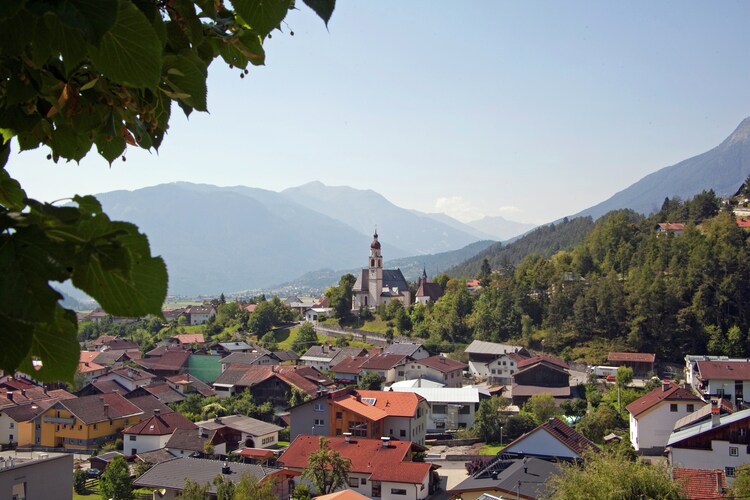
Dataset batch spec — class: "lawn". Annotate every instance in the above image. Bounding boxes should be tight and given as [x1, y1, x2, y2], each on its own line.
[358, 318, 390, 334]
[479, 443, 505, 455]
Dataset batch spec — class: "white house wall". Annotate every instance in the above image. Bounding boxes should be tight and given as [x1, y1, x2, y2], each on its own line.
[504, 429, 579, 459]
[631, 401, 704, 452]
[124, 433, 167, 456]
[382, 475, 429, 500]
[671, 440, 750, 484]
[705, 380, 750, 403]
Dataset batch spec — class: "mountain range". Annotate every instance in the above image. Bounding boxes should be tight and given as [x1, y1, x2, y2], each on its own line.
[87, 182, 530, 296]
[570, 116, 750, 220]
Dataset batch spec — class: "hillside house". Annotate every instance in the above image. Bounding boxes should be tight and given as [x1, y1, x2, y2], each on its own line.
[668, 406, 750, 483]
[389, 386, 486, 432]
[279, 436, 435, 499]
[693, 360, 750, 404]
[219, 352, 278, 372]
[503, 417, 600, 460]
[183, 305, 216, 325]
[134, 349, 191, 377]
[656, 222, 686, 236]
[465, 340, 530, 380]
[511, 355, 571, 406]
[213, 365, 334, 406]
[194, 414, 283, 450]
[607, 352, 656, 377]
[383, 342, 430, 360]
[627, 381, 705, 454]
[301, 346, 367, 371]
[403, 355, 467, 388]
[165, 427, 226, 457]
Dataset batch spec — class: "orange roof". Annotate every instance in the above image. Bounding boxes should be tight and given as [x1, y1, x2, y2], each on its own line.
[79, 351, 106, 373]
[238, 448, 275, 459]
[315, 490, 371, 500]
[370, 461, 431, 484]
[355, 390, 424, 417]
[737, 219, 750, 229]
[673, 468, 727, 499]
[333, 396, 387, 421]
[626, 382, 701, 417]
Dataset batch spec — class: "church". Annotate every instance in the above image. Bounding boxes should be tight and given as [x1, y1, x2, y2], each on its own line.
[352, 232, 412, 309]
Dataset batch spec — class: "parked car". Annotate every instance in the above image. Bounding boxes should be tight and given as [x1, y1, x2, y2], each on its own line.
[85, 468, 101, 478]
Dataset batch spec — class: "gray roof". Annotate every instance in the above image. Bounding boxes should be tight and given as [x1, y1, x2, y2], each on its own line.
[465, 340, 526, 356]
[165, 428, 222, 452]
[220, 352, 274, 366]
[389, 387, 484, 403]
[133, 457, 279, 493]
[668, 408, 750, 446]
[273, 350, 299, 362]
[301, 346, 365, 363]
[218, 341, 253, 352]
[450, 456, 560, 498]
[353, 268, 409, 293]
[136, 448, 177, 465]
[383, 343, 424, 357]
[195, 415, 282, 437]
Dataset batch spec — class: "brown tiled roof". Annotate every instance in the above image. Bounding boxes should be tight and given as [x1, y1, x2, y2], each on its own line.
[608, 352, 656, 363]
[626, 382, 701, 417]
[3, 399, 58, 422]
[517, 354, 568, 370]
[108, 366, 155, 381]
[697, 360, 750, 380]
[59, 392, 142, 424]
[171, 333, 205, 345]
[539, 417, 600, 456]
[415, 282, 444, 302]
[129, 383, 185, 404]
[279, 436, 426, 484]
[673, 468, 727, 499]
[216, 365, 333, 397]
[101, 339, 140, 351]
[165, 427, 224, 452]
[331, 355, 371, 375]
[127, 395, 174, 416]
[123, 411, 196, 436]
[91, 379, 129, 394]
[93, 335, 117, 346]
[360, 353, 408, 371]
[415, 355, 466, 373]
[136, 448, 177, 464]
[134, 350, 190, 372]
[164, 374, 216, 397]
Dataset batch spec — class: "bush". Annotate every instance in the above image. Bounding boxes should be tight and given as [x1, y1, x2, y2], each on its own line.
[73, 469, 87, 493]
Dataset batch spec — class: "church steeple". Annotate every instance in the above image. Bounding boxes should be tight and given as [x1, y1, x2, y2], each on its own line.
[368, 229, 383, 307]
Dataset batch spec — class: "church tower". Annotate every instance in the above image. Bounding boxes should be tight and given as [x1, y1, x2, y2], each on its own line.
[368, 231, 383, 307]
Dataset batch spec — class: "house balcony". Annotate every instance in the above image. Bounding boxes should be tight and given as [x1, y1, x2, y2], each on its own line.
[43, 416, 75, 425]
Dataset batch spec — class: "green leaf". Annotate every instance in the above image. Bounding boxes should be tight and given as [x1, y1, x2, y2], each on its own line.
[63, 0, 119, 43]
[0, 167, 26, 210]
[0, 1, 25, 22]
[162, 53, 208, 111]
[302, 0, 335, 26]
[0, 136, 10, 169]
[233, 0, 290, 38]
[45, 14, 88, 73]
[70, 206, 167, 317]
[50, 122, 93, 162]
[0, 314, 34, 376]
[0, 9, 36, 58]
[89, 0, 162, 89]
[18, 306, 80, 383]
[0, 227, 66, 324]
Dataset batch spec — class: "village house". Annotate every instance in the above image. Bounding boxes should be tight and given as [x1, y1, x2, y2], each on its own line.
[0, 388, 76, 447]
[672, 468, 728, 500]
[194, 414, 283, 450]
[304, 307, 333, 322]
[692, 359, 750, 404]
[36, 392, 143, 451]
[627, 381, 705, 454]
[78, 351, 109, 382]
[301, 345, 367, 372]
[122, 408, 196, 456]
[668, 405, 750, 483]
[449, 454, 561, 500]
[219, 351, 279, 372]
[279, 435, 435, 499]
[383, 342, 430, 360]
[414, 268, 444, 305]
[352, 232, 412, 309]
[165, 426, 227, 457]
[163, 373, 216, 397]
[389, 386, 487, 432]
[133, 348, 191, 377]
[503, 417, 600, 460]
[402, 355, 467, 388]
[213, 341, 254, 355]
[510, 355, 571, 406]
[0, 452, 73, 499]
[168, 332, 206, 348]
[464, 340, 530, 380]
[289, 388, 428, 445]
[607, 351, 656, 377]
[133, 457, 294, 500]
[656, 222, 686, 236]
[357, 353, 411, 384]
[95, 366, 156, 392]
[213, 365, 334, 406]
[685, 355, 749, 392]
[183, 305, 216, 325]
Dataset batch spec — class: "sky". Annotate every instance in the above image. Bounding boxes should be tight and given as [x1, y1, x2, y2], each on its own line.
[7, 1, 750, 225]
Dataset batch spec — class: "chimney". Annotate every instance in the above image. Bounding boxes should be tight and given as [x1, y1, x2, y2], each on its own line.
[154, 409, 160, 418]
[717, 470, 724, 493]
[221, 462, 231, 475]
[662, 380, 670, 392]
[198, 426, 205, 437]
[343, 432, 352, 443]
[711, 400, 721, 428]
[103, 404, 110, 417]
[21, 389, 25, 397]
[380, 436, 391, 448]
[6, 392, 12, 402]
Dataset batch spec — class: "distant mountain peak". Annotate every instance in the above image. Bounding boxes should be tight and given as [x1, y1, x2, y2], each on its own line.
[726, 116, 750, 145]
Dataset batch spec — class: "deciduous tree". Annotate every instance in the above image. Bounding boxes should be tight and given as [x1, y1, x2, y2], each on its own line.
[302, 437, 352, 495]
[100, 456, 133, 500]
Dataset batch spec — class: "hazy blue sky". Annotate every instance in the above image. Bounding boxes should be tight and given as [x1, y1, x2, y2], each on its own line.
[7, 1, 750, 224]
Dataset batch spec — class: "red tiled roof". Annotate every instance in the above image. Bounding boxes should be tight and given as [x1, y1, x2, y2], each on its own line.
[244, 304, 257, 313]
[123, 411, 196, 436]
[626, 382, 701, 417]
[673, 468, 727, 499]
[219, 365, 333, 397]
[697, 360, 750, 380]
[415, 355, 466, 373]
[360, 353, 408, 371]
[279, 436, 426, 484]
[331, 355, 371, 375]
[92, 335, 117, 346]
[657, 223, 686, 231]
[239, 448, 275, 459]
[608, 352, 656, 363]
[354, 390, 424, 417]
[516, 354, 568, 370]
[540, 417, 600, 456]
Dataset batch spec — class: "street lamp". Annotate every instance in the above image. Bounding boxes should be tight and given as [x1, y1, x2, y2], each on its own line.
[500, 426, 503, 447]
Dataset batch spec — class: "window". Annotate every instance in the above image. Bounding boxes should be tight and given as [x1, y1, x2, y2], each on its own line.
[361, 478, 367, 485]
[670, 404, 678, 412]
[459, 405, 471, 415]
[9, 423, 13, 429]
[129, 436, 136, 441]
[491, 369, 496, 374]
[436, 421, 445, 429]
[348, 421, 367, 437]
[391, 488, 407, 495]
[371, 481, 381, 498]
[8, 435, 12, 442]
[433, 405, 446, 414]
[730, 447, 739, 456]
[314, 419, 325, 426]
[400, 429, 406, 437]
[314, 403, 325, 412]
[398, 371, 404, 377]
[726, 467, 736, 478]
[336, 412, 343, 420]
[348, 477, 359, 488]
[687, 404, 695, 413]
